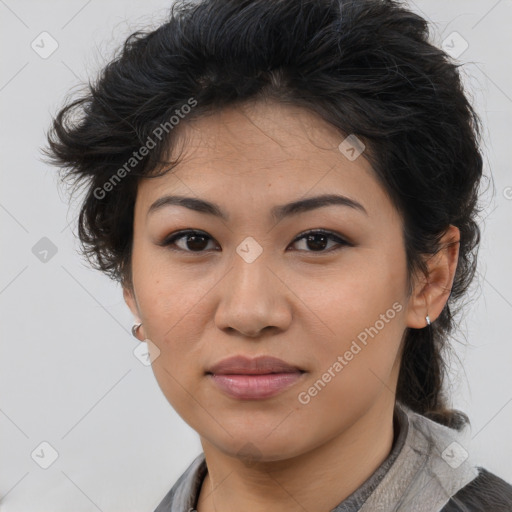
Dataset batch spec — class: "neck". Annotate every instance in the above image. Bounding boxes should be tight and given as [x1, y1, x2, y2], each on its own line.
[196, 396, 398, 512]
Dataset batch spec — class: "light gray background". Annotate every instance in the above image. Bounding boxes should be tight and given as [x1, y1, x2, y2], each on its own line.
[1, 1, 511, 510]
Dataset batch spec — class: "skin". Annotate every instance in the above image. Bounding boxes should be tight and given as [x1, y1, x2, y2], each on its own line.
[123, 99, 460, 512]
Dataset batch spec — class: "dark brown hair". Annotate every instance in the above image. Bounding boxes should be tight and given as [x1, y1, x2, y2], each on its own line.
[44, 0, 486, 429]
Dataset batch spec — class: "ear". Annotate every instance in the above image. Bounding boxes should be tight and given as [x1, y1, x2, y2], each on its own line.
[405, 224, 460, 329]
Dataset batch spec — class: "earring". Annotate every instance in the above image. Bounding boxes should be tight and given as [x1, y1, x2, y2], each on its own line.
[131, 322, 142, 338]
[425, 315, 431, 326]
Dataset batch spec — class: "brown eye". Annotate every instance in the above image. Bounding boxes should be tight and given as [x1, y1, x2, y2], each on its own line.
[160, 230, 218, 253]
[289, 229, 350, 253]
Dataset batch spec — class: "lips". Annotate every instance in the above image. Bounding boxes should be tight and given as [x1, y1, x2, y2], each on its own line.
[206, 355, 304, 375]
[206, 355, 305, 400]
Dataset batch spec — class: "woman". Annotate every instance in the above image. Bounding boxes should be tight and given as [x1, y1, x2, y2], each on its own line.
[44, 0, 512, 510]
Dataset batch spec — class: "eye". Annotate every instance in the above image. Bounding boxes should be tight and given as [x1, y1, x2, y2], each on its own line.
[159, 230, 219, 253]
[288, 229, 350, 253]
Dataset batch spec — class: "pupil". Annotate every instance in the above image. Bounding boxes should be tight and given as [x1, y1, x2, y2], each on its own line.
[307, 233, 327, 251]
[188, 234, 208, 251]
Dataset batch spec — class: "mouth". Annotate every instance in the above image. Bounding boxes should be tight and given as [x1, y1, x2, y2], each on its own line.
[206, 355, 306, 400]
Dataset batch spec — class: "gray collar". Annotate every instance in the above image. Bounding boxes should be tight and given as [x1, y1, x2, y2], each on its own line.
[154, 402, 478, 512]
[358, 403, 478, 511]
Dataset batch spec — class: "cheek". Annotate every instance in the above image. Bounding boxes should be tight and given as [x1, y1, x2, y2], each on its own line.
[143, 284, 212, 419]
[131, 269, 212, 403]
[296, 250, 405, 339]
[295, 310, 405, 430]
[296, 252, 407, 398]
[132, 243, 209, 336]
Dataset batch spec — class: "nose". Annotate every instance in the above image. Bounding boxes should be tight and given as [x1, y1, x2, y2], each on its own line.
[214, 253, 292, 338]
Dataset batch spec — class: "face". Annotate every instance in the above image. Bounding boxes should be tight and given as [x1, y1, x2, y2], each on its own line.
[124, 100, 418, 462]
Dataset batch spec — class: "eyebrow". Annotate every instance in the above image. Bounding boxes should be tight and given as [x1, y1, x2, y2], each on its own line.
[147, 193, 368, 222]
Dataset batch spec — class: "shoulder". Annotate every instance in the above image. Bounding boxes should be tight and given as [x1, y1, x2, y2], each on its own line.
[397, 405, 512, 511]
[441, 466, 512, 511]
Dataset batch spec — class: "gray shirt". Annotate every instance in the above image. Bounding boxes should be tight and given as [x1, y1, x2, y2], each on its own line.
[153, 401, 480, 512]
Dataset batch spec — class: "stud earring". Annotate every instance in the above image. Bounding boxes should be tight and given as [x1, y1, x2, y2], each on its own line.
[131, 322, 142, 338]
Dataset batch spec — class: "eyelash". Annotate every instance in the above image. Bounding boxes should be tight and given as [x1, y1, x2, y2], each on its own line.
[159, 228, 351, 255]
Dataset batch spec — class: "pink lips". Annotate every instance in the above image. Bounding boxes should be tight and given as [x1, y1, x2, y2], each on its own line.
[206, 355, 305, 400]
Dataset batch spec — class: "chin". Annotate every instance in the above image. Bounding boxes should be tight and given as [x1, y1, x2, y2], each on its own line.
[208, 431, 306, 463]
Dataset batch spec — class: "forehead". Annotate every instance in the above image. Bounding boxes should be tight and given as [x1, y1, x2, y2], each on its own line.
[165, 100, 367, 172]
[135, 100, 396, 224]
